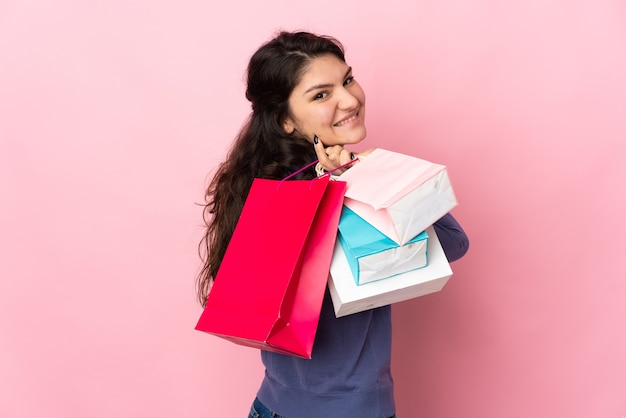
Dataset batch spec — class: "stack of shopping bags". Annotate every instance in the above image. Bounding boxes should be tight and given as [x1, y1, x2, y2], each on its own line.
[329, 149, 457, 317]
[195, 149, 458, 357]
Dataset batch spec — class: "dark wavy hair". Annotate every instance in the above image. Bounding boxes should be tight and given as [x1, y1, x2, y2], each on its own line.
[196, 31, 346, 306]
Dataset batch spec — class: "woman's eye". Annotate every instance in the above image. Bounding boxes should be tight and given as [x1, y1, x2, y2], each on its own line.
[314, 92, 327, 100]
[343, 76, 354, 86]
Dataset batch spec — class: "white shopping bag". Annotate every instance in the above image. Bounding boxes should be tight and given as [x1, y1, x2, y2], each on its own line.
[338, 149, 457, 245]
[328, 226, 452, 317]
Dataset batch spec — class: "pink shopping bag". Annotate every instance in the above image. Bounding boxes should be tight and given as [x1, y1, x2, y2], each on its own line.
[195, 171, 346, 358]
[338, 148, 457, 245]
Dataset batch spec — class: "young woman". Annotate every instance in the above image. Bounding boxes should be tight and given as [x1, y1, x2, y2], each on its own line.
[197, 31, 469, 418]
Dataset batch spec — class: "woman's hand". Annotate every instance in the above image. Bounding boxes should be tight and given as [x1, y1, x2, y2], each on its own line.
[313, 135, 356, 175]
[313, 135, 375, 175]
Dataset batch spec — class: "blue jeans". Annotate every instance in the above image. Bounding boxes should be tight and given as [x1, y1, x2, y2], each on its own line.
[248, 397, 396, 418]
[248, 398, 285, 418]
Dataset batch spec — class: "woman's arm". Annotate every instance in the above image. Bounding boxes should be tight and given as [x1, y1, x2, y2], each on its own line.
[433, 213, 469, 262]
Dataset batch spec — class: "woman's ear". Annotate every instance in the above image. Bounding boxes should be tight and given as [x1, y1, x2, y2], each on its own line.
[282, 117, 295, 134]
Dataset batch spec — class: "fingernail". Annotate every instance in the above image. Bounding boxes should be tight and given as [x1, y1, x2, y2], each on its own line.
[350, 152, 356, 160]
[313, 135, 319, 144]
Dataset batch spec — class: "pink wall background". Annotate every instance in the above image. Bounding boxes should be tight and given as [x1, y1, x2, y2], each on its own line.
[1, 1, 625, 417]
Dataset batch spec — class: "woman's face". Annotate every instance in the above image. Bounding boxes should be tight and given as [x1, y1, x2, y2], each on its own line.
[283, 54, 366, 146]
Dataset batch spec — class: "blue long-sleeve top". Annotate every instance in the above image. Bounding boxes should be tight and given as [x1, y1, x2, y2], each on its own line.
[433, 212, 470, 263]
[257, 213, 469, 418]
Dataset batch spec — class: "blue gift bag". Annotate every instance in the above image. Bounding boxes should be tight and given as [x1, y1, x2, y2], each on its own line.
[337, 206, 429, 285]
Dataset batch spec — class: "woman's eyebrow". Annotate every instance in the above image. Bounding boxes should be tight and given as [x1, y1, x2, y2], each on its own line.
[303, 67, 353, 94]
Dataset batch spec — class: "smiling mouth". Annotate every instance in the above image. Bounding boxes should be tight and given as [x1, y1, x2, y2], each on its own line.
[334, 111, 359, 127]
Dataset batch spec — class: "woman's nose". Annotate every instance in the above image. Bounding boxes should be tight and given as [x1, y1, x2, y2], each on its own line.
[337, 88, 359, 110]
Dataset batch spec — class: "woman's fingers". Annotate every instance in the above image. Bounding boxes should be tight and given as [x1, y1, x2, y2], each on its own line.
[313, 135, 353, 170]
[313, 135, 332, 169]
[313, 135, 360, 174]
[338, 148, 354, 167]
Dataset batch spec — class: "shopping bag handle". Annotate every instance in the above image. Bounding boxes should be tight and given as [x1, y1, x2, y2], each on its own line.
[278, 157, 359, 189]
[280, 160, 319, 183]
[316, 157, 359, 179]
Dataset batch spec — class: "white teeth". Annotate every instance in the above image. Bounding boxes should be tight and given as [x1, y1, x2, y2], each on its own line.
[335, 114, 357, 126]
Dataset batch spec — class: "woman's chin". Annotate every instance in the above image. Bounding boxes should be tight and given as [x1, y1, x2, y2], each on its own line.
[339, 128, 367, 145]
[347, 131, 367, 145]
